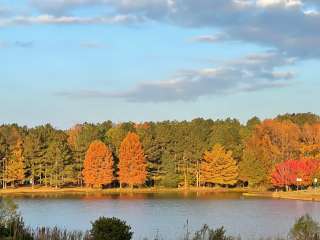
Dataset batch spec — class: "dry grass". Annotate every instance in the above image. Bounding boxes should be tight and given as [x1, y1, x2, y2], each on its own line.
[0, 186, 247, 196]
[244, 189, 320, 201]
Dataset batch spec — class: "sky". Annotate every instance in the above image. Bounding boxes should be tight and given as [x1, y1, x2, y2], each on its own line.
[0, 0, 320, 129]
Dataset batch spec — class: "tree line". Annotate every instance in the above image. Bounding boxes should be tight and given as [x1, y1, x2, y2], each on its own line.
[0, 112, 319, 189]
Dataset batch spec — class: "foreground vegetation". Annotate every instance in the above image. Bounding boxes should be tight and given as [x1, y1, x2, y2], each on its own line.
[1, 112, 320, 190]
[1, 198, 320, 240]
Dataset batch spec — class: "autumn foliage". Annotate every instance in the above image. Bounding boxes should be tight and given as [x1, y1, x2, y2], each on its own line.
[6, 138, 25, 185]
[2, 113, 320, 190]
[271, 159, 319, 187]
[119, 132, 147, 187]
[83, 140, 114, 188]
[200, 144, 238, 186]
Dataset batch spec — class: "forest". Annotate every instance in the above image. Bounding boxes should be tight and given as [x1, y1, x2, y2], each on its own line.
[0, 112, 319, 190]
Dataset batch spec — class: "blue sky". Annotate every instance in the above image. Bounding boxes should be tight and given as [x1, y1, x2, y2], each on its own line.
[0, 0, 320, 128]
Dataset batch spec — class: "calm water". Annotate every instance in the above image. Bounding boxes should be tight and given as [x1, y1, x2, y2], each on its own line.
[9, 192, 320, 240]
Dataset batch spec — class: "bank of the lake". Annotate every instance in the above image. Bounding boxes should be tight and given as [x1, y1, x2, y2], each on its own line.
[0, 186, 248, 196]
[244, 189, 320, 202]
[3, 187, 320, 203]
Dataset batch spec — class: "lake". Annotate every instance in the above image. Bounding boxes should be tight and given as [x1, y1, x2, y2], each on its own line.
[10, 192, 320, 240]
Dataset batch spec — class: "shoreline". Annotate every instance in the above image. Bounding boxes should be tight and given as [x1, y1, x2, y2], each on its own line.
[2, 187, 320, 202]
[0, 186, 247, 196]
[244, 190, 320, 202]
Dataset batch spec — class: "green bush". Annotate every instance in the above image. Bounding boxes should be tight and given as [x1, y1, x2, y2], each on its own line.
[289, 214, 320, 240]
[192, 225, 234, 240]
[90, 217, 133, 240]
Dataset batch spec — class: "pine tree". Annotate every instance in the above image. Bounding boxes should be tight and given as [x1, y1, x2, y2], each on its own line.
[119, 132, 146, 188]
[46, 131, 75, 188]
[83, 140, 114, 188]
[200, 144, 238, 186]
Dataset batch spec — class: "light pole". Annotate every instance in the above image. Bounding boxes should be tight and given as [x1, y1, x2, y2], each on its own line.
[314, 178, 318, 191]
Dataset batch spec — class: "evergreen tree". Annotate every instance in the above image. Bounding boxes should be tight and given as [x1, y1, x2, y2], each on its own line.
[159, 152, 181, 188]
[136, 122, 162, 186]
[23, 125, 54, 186]
[46, 131, 75, 188]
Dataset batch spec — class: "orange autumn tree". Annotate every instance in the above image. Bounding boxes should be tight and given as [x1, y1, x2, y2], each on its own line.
[82, 140, 114, 188]
[119, 132, 147, 188]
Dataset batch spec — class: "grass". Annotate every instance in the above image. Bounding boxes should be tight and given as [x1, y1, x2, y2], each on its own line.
[3, 186, 320, 202]
[244, 189, 320, 201]
[0, 186, 248, 196]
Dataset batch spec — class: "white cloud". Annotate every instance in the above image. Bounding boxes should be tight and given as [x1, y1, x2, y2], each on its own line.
[57, 51, 296, 102]
[191, 34, 229, 43]
[0, 0, 317, 60]
[256, 0, 302, 7]
[0, 14, 143, 27]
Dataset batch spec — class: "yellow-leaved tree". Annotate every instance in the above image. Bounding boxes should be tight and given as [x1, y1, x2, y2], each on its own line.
[200, 144, 238, 186]
[6, 138, 25, 186]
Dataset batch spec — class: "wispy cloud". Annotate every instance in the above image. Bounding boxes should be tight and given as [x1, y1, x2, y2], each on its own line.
[56, 51, 296, 102]
[0, 41, 34, 48]
[18, 0, 320, 59]
[191, 33, 229, 43]
[15, 41, 34, 48]
[0, 14, 144, 27]
[29, 0, 108, 15]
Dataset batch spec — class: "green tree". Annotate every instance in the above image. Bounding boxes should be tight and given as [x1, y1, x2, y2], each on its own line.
[136, 122, 162, 186]
[239, 150, 268, 187]
[90, 217, 133, 240]
[160, 152, 181, 188]
[277, 113, 320, 126]
[46, 131, 75, 188]
[23, 124, 55, 186]
[289, 214, 320, 240]
[105, 122, 135, 158]
[210, 118, 243, 162]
